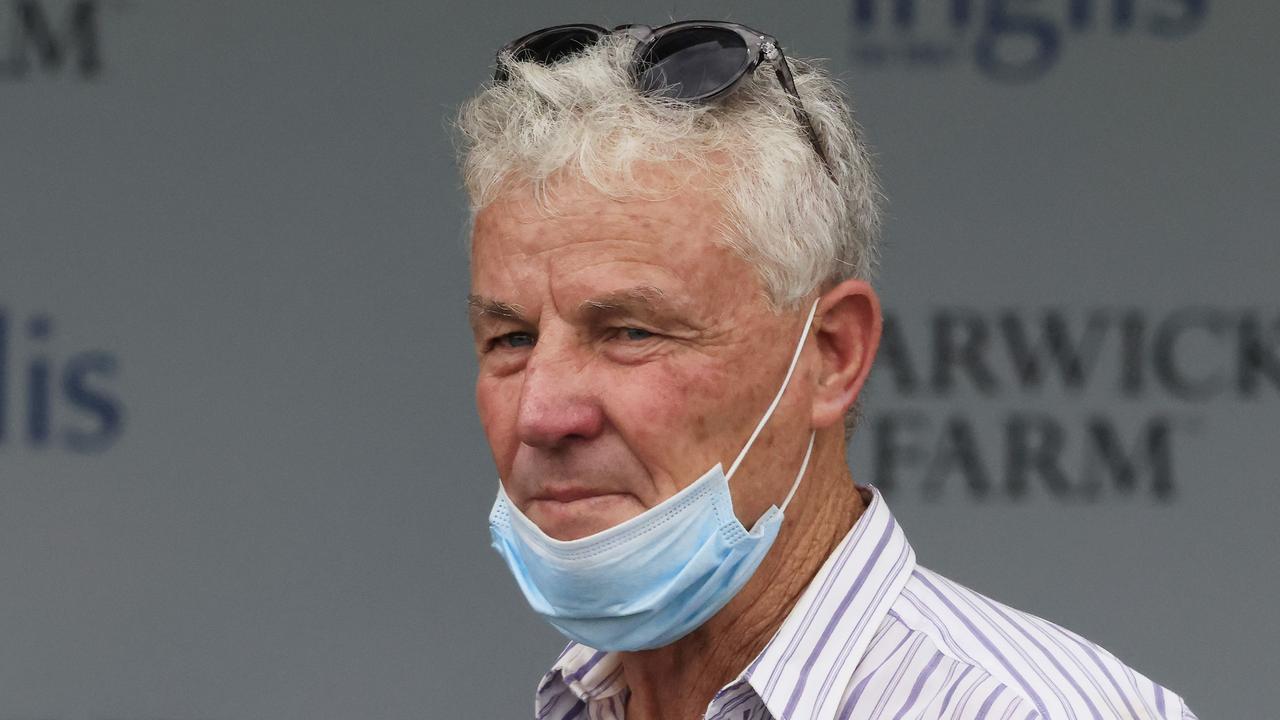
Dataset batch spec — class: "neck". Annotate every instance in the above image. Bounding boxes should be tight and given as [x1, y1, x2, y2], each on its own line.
[617, 430, 865, 720]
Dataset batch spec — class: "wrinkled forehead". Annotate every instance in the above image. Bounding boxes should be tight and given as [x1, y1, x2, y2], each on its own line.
[468, 156, 736, 247]
[468, 168, 767, 316]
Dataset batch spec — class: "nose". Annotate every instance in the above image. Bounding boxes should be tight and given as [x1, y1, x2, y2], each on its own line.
[515, 342, 605, 450]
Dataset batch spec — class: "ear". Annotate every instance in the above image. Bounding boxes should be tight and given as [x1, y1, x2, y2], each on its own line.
[809, 279, 882, 430]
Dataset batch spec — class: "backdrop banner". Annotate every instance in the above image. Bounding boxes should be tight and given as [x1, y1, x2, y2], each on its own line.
[1, 1, 1273, 717]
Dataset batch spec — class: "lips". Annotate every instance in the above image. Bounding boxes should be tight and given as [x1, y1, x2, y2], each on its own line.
[531, 486, 619, 503]
[524, 487, 636, 538]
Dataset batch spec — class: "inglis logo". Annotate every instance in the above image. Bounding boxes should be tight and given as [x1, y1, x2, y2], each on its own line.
[0, 309, 124, 453]
[0, 0, 105, 80]
[849, 0, 1208, 82]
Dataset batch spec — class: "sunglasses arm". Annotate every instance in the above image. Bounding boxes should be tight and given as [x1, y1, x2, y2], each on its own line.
[771, 48, 838, 182]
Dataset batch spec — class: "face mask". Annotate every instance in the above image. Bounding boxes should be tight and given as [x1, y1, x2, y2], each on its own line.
[488, 299, 820, 651]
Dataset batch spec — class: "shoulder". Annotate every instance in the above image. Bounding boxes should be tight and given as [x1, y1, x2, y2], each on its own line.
[836, 609, 1038, 719]
[863, 566, 1193, 719]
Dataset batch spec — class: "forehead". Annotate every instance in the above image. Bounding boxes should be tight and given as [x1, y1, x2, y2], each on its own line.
[469, 170, 760, 305]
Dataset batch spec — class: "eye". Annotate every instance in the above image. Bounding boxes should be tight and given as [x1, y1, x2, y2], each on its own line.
[619, 327, 655, 341]
[492, 331, 535, 349]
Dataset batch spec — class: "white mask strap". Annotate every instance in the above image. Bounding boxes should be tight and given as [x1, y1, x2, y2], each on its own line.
[726, 298, 821, 480]
[779, 430, 816, 512]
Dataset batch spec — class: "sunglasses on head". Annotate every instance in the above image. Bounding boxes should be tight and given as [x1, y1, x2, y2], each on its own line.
[494, 21, 836, 180]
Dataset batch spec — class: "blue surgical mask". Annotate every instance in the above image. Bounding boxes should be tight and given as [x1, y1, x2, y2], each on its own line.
[488, 299, 820, 651]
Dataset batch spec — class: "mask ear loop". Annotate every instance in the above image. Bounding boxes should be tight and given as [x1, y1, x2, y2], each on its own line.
[779, 430, 816, 512]
[725, 297, 822, 482]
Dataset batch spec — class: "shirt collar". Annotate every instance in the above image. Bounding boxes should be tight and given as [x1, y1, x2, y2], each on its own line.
[743, 484, 917, 720]
[537, 642, 626, 713]
[534, 485, 916, 720]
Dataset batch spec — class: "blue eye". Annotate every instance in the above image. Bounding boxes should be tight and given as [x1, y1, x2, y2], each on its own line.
[621, 327, 654, 341]
[498, 332, 535, 348]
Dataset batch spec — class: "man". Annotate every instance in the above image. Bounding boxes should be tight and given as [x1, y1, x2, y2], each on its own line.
[456, 21, 1197, 720]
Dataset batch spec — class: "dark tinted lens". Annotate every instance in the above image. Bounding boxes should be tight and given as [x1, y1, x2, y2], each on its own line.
[513, 27, 602, 66]
[638, 28, 750, 100]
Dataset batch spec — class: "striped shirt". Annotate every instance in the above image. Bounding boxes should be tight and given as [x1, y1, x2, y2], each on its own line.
[533, 486, 1198, 719]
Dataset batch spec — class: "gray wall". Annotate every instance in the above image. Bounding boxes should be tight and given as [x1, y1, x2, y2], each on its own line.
[0, 0, 1274, 717]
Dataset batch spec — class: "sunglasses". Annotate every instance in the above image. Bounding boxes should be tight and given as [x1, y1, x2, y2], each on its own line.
[494, 21, 836, 180]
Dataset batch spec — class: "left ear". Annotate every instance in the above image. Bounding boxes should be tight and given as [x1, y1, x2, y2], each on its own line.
[809, 279, 882, 429]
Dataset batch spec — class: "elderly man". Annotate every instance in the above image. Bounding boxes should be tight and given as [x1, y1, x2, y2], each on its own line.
[457, 21, 1196, 720]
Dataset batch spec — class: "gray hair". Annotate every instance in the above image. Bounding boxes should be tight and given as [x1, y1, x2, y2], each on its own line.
[454, 34, 882, 436]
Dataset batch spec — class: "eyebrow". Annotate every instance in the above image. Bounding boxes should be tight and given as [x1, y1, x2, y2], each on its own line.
[578, 285, 670, 319]
[467, 285, 689, 329]
[467, 294, 527, 324]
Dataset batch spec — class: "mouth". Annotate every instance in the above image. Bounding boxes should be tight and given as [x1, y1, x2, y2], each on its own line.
[531, 486, 622, 504]
[527, 490, 631, 512]
[524, 489, 637, 538]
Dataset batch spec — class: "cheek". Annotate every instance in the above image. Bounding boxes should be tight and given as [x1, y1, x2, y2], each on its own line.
[675, 373, 720, 447]
[476, 376, 520, 474]
[606, 363, 727, 470]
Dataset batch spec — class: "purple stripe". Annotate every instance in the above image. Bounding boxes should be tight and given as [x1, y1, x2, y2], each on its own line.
[568, 650, 606, 682]
[1019, 613, 1124, 718]
[835, 669, 881, 720]
[754, 493, 885, 692]
[1122, 663, 1160, 717]
[974, 684, 1005, 720]
[716, 685, 754, 707]
[970, 590, 1101, 719]
[834, 627, 918, 719]
[814, 543, 913, 705]
[715, 683, 760, 715]
[1155, 682, 1167, 714]
[778, 519, 898, 717]
[890, 650, 944, 719]
[867, 635, 927, 717]
[554, 641, 578, 663]
[936, 662, 976, 715]
[951, 670, 989, 717]
[559, 700, 585, 720]
[537, 689, 566, 720]
[896, 593, 982, 667]
[942, 585, 1071, 717]
[912, 571, 1049, 718]
[1053, 621, 1142, 718]
[587, 664, 623, 695]
[936, 650, 972, 712]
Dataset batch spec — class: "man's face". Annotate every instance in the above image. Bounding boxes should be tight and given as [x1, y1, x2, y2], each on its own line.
[469, 167, 817, 541]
